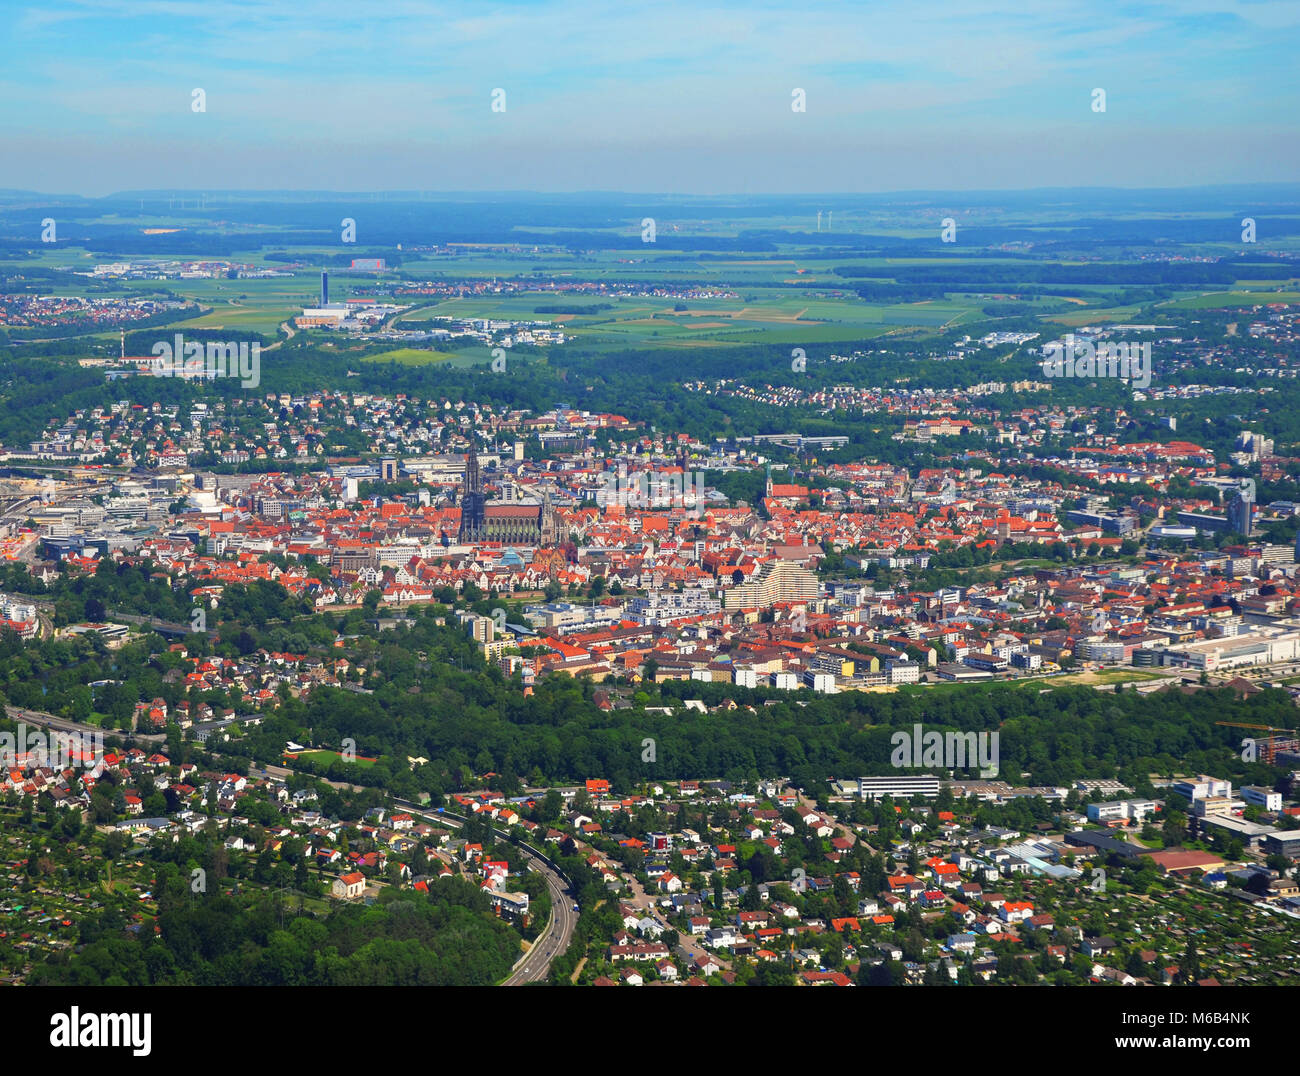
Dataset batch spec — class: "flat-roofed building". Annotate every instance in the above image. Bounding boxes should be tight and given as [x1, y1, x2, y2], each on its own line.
[1086, 798, 1157, 824]
[1063, 830, 1141, 859]
[1264, 831, 1300, 857]
[1241, 786, 1283, 812]
[855, 775, 942, 800]
[1172, 775, 1232, 804]
[1196, 813, 1275, 850]
[722, 558, 820, 608]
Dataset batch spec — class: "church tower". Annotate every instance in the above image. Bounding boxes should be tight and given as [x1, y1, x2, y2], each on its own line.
[459, 442, 486, 542]
[540, 489, 557, 546]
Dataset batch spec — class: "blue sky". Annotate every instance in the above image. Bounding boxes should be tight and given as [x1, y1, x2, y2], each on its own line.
[3, 0, 1297, 195]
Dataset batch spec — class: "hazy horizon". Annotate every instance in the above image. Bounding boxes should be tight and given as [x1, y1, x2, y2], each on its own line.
[3, 0, 1297, 196]
[5, 182, 1299, 203]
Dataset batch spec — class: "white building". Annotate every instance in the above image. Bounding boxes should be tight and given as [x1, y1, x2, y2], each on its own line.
[1241, 786, 1283, 812]
[1086, 799, 1157, 824]
[1172, 776, 1232, 804]
[886, 660, 921, 684]
[854, 775, 942, 800]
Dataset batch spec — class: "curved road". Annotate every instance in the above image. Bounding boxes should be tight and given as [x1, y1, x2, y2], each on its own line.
[244, 771, 579, 984]
[389, 797, 578, 986]
[6, 704, 164, 746]
[11, 707, 578, 983]
[264, 320, 297, 351]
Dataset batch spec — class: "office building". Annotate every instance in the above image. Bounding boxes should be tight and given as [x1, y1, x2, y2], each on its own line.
[1228, 486, 1254, 537]
[853, 775, 942, 800]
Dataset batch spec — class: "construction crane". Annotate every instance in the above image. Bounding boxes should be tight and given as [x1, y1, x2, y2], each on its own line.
[1215, 722, 1300, 765]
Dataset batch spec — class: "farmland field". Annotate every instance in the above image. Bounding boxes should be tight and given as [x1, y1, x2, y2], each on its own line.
[361, 348, 460, 365]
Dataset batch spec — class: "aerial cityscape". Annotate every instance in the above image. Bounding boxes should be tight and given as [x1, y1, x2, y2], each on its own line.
[2, 0, 1298, 1048]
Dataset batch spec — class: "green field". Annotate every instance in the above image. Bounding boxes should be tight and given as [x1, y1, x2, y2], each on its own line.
[1051, 669, 1171, 686]
[1161, 290, 1300, 310]
[171, 303, 301, 333]
[385, 288, 975, 349]
[361, 347, 460, 365]
[7, 198, 1300, 354]
[292, 749, 379, 768]
[1045, 304, 1147, 325]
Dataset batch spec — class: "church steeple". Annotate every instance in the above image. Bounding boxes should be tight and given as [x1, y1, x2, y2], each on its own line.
[459, 439, 486, 542]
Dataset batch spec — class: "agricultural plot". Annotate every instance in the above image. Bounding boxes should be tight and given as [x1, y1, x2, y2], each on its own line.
[6, 195, 1299, 357]
[1161, 290, 1300, 310]
[361, 348, 461, 365]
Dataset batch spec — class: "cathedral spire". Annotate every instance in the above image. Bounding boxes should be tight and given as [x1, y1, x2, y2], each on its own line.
[459, 439, 486, 542]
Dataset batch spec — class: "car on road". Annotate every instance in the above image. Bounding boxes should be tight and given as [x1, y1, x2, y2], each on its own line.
[572, 902, 580, 911]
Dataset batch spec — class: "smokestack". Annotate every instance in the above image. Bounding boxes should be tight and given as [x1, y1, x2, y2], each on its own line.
[321, 270, 329, 307]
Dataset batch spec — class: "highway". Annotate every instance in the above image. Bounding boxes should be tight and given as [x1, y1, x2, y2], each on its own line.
[101, 610, 216, 636]
[390, 798, 578, 986]
[247, 766, 580, 982]
[6, 704, 165, 746]
[243, 770, 579, 985]
[496, 835, 577, 985]
[12, 710, 577, 984]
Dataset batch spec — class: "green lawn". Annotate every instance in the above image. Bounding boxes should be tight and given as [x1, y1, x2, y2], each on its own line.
[1051, 668, 1170, 686]
[1163, 290, 1300, 310]
[292, 749, 379, 768]
[361, 348, 460, 365]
